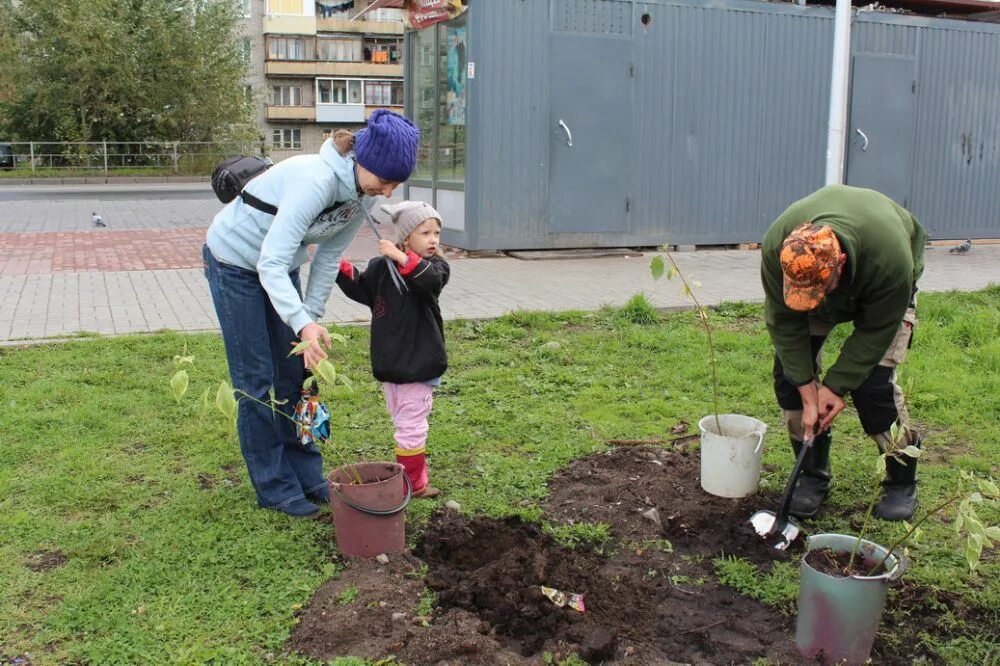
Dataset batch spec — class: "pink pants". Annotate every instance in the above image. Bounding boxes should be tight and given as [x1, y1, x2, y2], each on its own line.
[382, 382, 434, 493]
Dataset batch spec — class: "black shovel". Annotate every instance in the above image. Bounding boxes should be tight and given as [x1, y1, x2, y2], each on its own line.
[749, 435, 815, 550]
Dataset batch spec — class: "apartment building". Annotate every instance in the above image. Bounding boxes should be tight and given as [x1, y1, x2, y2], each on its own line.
[241, 0, 406, 159]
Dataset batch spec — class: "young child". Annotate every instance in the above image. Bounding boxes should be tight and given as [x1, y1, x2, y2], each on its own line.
[336, 201, 450, 498]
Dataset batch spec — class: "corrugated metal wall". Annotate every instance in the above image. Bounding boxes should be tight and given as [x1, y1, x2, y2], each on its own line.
[907, 18, 1000, 239]
[456, 0, 1000, 250]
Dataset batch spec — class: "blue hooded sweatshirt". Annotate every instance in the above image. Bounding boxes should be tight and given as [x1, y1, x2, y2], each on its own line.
[206, 138, 370, 334]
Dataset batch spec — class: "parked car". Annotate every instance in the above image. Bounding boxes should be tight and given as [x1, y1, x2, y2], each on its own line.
[0, 143, 14, 169]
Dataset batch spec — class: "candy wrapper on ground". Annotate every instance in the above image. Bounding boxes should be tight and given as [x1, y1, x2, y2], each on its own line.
[540, 586, 586, 612]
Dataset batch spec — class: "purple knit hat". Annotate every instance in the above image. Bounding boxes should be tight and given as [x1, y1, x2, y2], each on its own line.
[354, 110, 421, 183]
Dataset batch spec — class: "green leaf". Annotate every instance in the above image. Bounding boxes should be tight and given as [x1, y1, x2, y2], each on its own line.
[667, 266, 678, 280]
[302, 374, 318, 391]
[955, 512, 965, 534]
[289, 340, 311, 356]
[889, 420, 900, 444]
[875, 455, 887, 478]
[172, 354, 195, 367]
[966, 516, 986, 537]
[330, 332, 347, 345]
[650, 256, 665, 280]
[965, 537, 981, 571]
[315, 359, 337, 385]
[978, 479, 1000, 498]
[198, 387, 212, 416]
[170, 370, 189, 403]
[985, 526, 1000, 540]
[338, 373, 355, 391]
[216, 381, 237, 420]
[900, 445, 922, 459]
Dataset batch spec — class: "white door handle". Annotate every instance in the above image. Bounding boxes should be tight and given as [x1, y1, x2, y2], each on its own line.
[558, 119, 573, 147]
[856, 128, 869, 152]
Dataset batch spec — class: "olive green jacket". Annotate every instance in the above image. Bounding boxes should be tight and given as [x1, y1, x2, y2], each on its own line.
[761, 185, 927, 395]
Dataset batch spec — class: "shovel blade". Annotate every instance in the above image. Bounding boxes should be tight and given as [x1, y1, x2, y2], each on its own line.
[749, 510, 800, 551]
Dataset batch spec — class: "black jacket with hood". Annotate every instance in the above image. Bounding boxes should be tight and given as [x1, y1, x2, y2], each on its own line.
[336, 251, 449, 383]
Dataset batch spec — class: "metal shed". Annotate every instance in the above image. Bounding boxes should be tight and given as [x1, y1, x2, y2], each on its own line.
[404, 0, 1000, 250]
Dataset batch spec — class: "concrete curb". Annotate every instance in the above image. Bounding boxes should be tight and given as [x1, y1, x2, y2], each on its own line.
[0, 176, 211, 186]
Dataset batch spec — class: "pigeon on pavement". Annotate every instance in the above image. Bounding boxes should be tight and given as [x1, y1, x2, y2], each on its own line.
[949, 239, 972, 254]
[91, 212, 106, 227]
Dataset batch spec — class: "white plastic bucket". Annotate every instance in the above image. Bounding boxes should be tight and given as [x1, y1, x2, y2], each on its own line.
[698, 414, 767, 498]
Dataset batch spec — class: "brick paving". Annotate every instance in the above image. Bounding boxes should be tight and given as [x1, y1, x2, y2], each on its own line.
[1, 184, 998, 343]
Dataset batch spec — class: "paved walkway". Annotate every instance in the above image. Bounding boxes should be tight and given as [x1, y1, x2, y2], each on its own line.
[1, 185, 998, 342]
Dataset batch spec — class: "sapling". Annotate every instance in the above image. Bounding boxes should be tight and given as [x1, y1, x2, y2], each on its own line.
[650, 246, 722, 435]
[169, 334, 362, 483]
[839, 416, 1000, 576]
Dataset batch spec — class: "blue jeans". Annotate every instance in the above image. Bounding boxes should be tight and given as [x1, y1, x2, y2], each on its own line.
[202, 245, 327, 509]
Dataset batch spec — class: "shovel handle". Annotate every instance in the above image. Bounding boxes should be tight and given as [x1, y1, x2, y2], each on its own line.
[360, 201, 408, 294]
[769, 435, 814, 536]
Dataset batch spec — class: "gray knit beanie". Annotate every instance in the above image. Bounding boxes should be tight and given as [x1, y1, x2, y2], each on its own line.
[380, 201, 442, 244]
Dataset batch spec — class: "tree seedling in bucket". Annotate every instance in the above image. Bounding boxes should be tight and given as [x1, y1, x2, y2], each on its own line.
[168, 331, 363, 484]
[650, 248, 722, 435]
[824, 419, 1000, 578]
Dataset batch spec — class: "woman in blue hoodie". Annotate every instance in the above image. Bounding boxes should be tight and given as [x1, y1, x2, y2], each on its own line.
[203, 110, 420, 518]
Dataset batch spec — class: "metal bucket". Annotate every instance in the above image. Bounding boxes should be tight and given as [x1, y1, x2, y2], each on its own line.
[328, 462, 411, 559]
[796, 533, 907, 665]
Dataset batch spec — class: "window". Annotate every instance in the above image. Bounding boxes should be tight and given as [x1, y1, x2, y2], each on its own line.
[317, 79, 361, 105]
[363, 37, 403, 64]
[268, 0, 303, 14]
[364, 80, 403, 106]
[241, 0, 251, 17]
[317, 36, 362, 62]
[347, 79, 362, 104]
[271, 85, 302, 106]
[268, 37, 305, 60]
[273, 129, 302, 149]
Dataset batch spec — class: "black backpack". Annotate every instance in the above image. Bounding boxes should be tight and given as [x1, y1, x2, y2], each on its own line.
[211, 155, 272, 204]
[211, 154, 347, 217]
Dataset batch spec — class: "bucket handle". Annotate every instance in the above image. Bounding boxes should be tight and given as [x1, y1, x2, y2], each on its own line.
[886, 551, 908, 583]
[330, 470, 412, 517]
[753, 430, 765, 455]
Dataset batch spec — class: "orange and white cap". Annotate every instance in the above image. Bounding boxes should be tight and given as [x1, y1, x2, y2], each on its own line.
[779, 223, 842, 311]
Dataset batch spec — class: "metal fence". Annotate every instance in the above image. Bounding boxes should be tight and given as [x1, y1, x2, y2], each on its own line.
[0, 141, 266, 176]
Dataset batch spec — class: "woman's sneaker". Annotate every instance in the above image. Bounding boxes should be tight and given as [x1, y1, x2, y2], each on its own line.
[280, 498, 320, 518]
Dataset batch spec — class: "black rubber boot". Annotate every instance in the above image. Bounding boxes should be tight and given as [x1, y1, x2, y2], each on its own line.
[873, 438, 919, 521]
[788, 431, 832, 519]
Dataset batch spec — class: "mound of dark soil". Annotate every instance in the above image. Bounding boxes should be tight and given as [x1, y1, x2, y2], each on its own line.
[539, 445, 799, 567]
[289, 445, 997, 664]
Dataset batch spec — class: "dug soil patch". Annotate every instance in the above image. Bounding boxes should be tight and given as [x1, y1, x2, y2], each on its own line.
[289, 446, 987, 664]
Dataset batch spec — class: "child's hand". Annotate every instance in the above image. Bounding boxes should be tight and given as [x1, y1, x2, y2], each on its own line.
[378, 239, 408, 264]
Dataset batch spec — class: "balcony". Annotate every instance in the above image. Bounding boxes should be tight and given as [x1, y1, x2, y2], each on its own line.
[317, 17, 403, 35]
[265, 61, 403, 77]
[266, 105, 318, 122]
[263, 15, 317, 35]
[315, 104, 404, 123]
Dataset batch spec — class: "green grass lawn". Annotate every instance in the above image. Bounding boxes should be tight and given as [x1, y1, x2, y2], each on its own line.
[1, 289, 998, 665]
